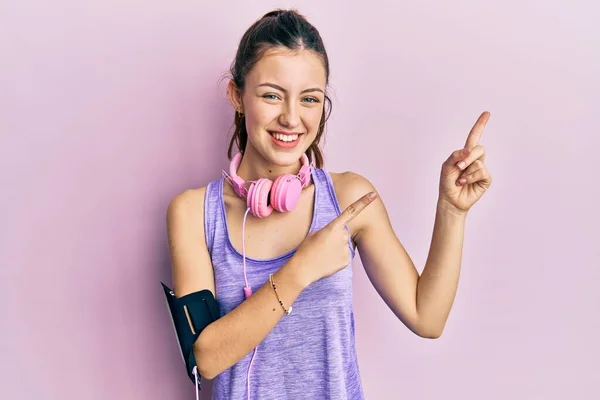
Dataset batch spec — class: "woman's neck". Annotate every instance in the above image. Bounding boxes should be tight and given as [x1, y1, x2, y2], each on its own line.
[236, 146, 305, 182]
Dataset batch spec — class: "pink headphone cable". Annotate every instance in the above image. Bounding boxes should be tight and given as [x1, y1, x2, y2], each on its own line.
[242, 206, 257, 400]
[242, 207, 252, 298]
[193, 366, 199, 400]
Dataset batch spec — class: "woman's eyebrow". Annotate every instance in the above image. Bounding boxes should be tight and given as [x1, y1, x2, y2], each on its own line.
[257, 82, 324, 94]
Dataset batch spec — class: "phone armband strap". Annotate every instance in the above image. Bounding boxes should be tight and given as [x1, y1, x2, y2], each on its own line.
[161, 282, 220, 390]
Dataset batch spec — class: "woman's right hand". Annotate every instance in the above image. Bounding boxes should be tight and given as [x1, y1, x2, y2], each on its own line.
[288, 191, 378, 288]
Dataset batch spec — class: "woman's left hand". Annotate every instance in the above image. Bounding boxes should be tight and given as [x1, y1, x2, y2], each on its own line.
[438, 111, 493, 214]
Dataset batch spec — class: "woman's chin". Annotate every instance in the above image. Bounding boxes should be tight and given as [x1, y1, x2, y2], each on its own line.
[264, 149, 308, 168]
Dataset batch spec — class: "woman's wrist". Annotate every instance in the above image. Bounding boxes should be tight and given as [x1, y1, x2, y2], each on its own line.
[277, 256, 312, 292]
[437, 197, 469, 220]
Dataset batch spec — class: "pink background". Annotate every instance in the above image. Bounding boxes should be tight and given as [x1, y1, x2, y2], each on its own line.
[2, 0, 598, 399]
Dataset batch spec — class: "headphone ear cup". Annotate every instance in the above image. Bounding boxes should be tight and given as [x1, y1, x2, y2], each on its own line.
[270, 174, 302, 213]
[247, 178, 273, 218]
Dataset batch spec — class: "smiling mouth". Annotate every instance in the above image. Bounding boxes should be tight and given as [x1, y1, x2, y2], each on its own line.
[269, 131, 302, 143]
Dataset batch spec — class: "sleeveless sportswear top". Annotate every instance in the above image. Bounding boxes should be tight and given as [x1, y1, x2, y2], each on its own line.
[203, 167, 365, 400]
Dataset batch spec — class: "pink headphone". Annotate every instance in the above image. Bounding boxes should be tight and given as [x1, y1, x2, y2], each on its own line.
[225, 151, 312, 218]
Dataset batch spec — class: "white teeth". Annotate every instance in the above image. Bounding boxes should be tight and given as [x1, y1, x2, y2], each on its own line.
[272, 133, 299, 142]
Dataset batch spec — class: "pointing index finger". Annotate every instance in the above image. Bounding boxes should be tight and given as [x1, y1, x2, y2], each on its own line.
[334, 191, 378, 227]
[465, 111, 490, 150]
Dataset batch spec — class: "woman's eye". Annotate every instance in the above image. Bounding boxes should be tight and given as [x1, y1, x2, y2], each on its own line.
[263, 94, 279, 100]
[303, 97, 320, 103]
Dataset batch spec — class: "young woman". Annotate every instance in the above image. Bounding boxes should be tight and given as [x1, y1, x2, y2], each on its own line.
[166, 8, 492, 400]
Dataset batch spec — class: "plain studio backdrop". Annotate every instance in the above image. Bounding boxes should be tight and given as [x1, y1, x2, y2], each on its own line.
[1, 0, 598, 399]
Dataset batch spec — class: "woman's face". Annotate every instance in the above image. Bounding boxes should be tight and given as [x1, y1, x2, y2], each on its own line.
[232, 47, 327, 167]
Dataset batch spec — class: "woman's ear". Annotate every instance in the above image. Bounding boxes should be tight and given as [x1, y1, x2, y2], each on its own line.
[227, 80, 243, 113]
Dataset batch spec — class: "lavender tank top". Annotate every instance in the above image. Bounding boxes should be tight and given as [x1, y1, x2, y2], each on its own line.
[203, 167, 365, 400]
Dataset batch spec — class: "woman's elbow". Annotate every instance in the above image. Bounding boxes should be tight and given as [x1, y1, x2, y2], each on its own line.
[194, 351, 218, 380]
[193, 332, 224, 380]
[197, 366, 217, 381]
[418, 329, 443, 339]
[414, 322, 445, 339]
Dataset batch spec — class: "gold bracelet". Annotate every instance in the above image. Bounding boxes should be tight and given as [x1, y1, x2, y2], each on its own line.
[269, 274, 292, 315]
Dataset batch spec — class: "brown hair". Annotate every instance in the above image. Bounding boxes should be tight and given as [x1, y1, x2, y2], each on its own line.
[226, 9, 332, 168]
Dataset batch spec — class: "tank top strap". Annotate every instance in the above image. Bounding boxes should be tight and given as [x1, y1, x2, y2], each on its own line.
[310, 168, 356, 259]
[310, 167, 343, 227]
[203, 178, 226, 254]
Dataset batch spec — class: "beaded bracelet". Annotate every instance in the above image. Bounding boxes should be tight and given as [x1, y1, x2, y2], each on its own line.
[269, 274, 292, 315]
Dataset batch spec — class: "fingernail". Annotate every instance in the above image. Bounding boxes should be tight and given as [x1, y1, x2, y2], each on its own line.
[367, 192, 377, 200]
[459, 178, 467, 184]
[457, 161, 466, 170]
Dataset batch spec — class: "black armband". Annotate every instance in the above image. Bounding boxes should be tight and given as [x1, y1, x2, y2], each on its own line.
[161, 282, 220, 389]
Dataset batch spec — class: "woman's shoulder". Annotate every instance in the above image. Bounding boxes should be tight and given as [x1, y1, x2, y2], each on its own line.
[328, 170, 377, 209]
[167, 186, 208, 231]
